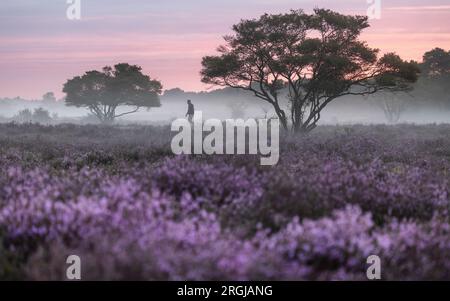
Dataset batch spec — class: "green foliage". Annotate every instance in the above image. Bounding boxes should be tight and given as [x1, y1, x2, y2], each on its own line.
[201, 9, 420, 132]
[63, 63, 162, 123]
[422, 48, 450, 78]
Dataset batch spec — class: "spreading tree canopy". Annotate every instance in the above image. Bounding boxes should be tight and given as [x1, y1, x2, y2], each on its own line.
[201, 9, 420, 132]
[422, 48, 450, 79]
[63, 63, 162, 123]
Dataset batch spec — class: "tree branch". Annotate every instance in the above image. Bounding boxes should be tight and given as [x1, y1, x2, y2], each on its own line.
[114, 107, 140, 118]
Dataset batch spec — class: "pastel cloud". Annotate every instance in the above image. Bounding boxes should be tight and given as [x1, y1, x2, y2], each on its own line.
[386, 5, 450, 11]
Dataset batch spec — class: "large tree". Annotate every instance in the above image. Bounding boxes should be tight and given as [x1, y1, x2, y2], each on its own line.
[63, 63, 162, 123]
[418, 48, 450, 107]
[422, 48, 450, 78]
[201, 9, 420, 132]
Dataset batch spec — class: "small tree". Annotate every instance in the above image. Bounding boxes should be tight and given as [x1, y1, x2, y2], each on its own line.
[374, 92, 409, 124]
[42, 92, 57, 104]
[201, 9, 420, 132]
[63, 63, 162, 123]
[14, 109, 33, 123]
[33, 107, 53, 124]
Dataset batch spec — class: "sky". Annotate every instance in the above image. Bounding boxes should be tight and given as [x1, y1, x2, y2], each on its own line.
[1, 0, 450, 99]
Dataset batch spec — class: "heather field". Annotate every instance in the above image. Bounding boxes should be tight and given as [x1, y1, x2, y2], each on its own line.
[1, 123, 450, 280]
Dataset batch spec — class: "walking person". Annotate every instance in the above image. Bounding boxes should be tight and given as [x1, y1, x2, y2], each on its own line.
[186, 99, 194, 122]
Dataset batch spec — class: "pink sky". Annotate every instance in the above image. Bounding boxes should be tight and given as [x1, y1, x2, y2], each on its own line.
[1, 1, 450, 99]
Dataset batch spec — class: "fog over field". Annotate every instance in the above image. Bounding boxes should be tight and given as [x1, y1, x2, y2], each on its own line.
[1, 89, 450, 125]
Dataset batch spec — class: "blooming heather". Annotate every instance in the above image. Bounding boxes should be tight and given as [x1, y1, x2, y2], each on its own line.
[0, 123, 450, 280]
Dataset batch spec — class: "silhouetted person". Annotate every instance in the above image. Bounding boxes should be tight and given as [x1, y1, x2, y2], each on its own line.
[186, 99, 194, 122]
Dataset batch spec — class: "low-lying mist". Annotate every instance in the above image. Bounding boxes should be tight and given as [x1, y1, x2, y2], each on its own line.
[1, 94, 449, 126]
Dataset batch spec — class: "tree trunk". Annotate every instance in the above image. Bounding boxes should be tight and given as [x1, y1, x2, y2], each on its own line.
[89, 105, 117, 124]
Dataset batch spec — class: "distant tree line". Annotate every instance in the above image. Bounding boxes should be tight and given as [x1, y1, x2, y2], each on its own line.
[369, 48, 450, 123]
[13, 107, 56, 124]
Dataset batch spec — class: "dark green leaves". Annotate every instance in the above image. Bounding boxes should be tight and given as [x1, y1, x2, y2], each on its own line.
[63, 63, 162, 122]
[63, 63, 162, 109]
[200, 9, 420, 132]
